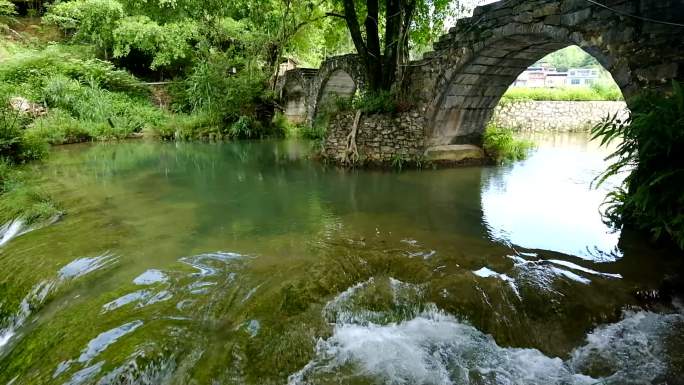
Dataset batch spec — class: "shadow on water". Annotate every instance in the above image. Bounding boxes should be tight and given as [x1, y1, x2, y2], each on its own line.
[0, 135, 682, 385]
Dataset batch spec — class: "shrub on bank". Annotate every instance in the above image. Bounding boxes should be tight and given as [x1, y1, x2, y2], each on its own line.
[353, 91, 396, 114]
[0, 104, 57, 226]
[27, 109, 92, 144]
[0, 103, 48, 163]
[0, 43, 167, 144]
[0, 44, 146, 98]
[592, 81, 684, 249]
[39, 75, 166, 140]
[0, 166, 60, 225]
[483, 125, 535, 164]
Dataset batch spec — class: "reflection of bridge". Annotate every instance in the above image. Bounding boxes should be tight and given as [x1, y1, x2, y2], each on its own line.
[277, 0, 684, 146]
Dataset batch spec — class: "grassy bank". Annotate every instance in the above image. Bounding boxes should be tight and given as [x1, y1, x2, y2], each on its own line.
[501, 83, 623, 102]
[0, 160, 59, 225]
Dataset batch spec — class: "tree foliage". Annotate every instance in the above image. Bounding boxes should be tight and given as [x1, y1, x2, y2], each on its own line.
[327, 0, 455, 91]
[0, 0, 16, 17]
[44, 0, 124, 57]
[540, 46, 599, 72]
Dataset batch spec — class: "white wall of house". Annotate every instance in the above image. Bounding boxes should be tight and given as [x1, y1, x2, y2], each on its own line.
[545, 74, 568, 88]
[567, 68, 599, 86]
[512, 66, 599, 88]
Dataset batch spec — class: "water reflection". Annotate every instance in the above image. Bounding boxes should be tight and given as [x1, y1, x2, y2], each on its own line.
[482, 133, 623, 260]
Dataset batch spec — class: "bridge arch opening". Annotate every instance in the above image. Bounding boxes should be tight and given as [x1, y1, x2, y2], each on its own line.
[314, 69, 357, 121]
[429, 33, 627, 146]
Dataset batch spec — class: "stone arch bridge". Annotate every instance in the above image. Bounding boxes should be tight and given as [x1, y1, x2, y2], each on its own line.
[277, 0, 683, 157]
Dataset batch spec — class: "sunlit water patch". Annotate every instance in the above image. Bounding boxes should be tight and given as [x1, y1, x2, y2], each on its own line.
[482, 135, 624, 260]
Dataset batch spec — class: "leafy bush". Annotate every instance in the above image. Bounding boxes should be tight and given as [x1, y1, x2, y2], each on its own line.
[27, 108, 92, 144]
[43, 0, 125, 56]
[180, 54, 267, 121]
[0, 159, 59, 225]
[592, 81, 684, 249]
[483, 125, 535, 164]
[300, 124, 326, 141]
[39, 74, 164, 139]
[0, 45, 146, 97]
[229, 115, 258, 139]
[353, 91, 396, 114]
[112, 16, 198, 70]
[154, 112, 219, 141]
[0, 0, 15, 18]
[0, 103, 47, 164]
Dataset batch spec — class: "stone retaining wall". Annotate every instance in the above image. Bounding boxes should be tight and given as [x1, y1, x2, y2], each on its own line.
[323, 112, 426, 163]
[490, 100, 628, 132]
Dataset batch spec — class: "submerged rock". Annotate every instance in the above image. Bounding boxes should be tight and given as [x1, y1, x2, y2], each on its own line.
[424, 144, 486, 164]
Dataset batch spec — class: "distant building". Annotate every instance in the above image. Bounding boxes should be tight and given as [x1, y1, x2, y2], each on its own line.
[513, 63, 558, 88]
[512, 65, 599, 88]
[567, 68, 599, 86]
[278, 58, 299, 77]
[545, 73, 568, 88]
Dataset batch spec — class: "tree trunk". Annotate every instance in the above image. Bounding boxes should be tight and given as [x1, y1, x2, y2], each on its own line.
[341, 0, 418, 93]
[394, 0, 416, 93]
[364, 0, 384, 91]
[383, 0, 401, 89]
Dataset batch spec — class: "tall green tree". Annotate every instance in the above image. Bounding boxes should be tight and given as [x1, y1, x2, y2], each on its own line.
[328, 0, 454, 92]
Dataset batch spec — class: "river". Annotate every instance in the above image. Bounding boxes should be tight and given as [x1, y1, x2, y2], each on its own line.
[0, 133, 682, 385]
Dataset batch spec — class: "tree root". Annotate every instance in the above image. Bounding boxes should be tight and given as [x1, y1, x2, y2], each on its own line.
[343, 110, 363, 165]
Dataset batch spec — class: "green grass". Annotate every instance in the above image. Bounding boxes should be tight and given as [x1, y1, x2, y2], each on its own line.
[0, 158, 60, 225]
[483, 125, 536, 165]
[501, 83, 623, 102]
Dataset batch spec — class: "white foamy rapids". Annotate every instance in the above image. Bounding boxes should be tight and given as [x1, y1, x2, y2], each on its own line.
[59, 253, 118, 280]
[569, 310, 684, 382]
[0, 280, 54, 350]
[133, 269, 167, 285]
[0, 253, 117, 350]
[507, 255, 622, 289]
[0, 219, 26, 247]
[94, 349, 178, 385]
[289, 307, 597, 385]
[0, 214, 62, 247]
[547, 259, 622, 279]
[472, 267, 521, 298]
[290, 282, 684, 385]
[54, 321, 144, 381]
[179, 251, 243, 277]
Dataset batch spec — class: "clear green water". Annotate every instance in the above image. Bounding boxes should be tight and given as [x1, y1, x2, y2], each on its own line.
[0, 134, 682, 385]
